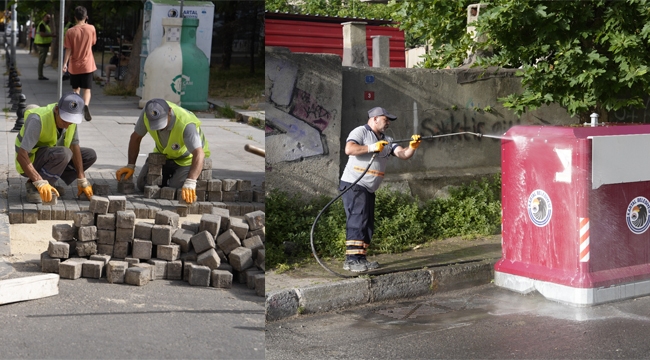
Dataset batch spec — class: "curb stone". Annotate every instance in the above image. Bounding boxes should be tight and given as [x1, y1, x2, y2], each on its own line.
[265, 259, 498, 322]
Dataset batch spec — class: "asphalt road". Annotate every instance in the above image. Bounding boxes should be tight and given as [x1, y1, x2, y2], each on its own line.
[266, 284, 650, 359]
[0, 265, 264, 359]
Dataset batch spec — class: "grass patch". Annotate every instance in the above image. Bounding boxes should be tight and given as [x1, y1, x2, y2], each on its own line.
[209, 64, 264, 102]
[217, 103, 237, 119]
[248, 117, 264, 129]
[266, 174, 502, 270]
[103, 83, 136, 96]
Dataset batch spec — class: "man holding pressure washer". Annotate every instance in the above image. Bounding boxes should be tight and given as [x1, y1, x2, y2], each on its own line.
[340, 107, 421, 272]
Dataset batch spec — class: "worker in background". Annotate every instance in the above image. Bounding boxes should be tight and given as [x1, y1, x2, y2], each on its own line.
[116, 99, 211, 204]
[34, 13, 55, 80]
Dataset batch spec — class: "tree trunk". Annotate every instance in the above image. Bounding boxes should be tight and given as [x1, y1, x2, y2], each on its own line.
[123, 13, 143, 91]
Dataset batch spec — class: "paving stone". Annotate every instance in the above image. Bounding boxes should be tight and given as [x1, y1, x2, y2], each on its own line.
[78, 226, 98, 242]
[146, 174, 162, 187]
[41, 252, 60, 273]
[21, 209, 37, 223]
[116, 210, 136, 229]
[97, 244, 114, 256]
[148, 164, 163, 176]
[176, 205, 188, 217]
[217, 262, 232, 272]
[181, 222, 200, 234]
[59, 258, 86, 279]
[197, 248, 221, 270]
[237, 179, 252, 191]
[49, 205, 65, 220]
[229, 247, 253, 272]
[132, 239, 152, 260]
[203, 157, 212, 170]
[8, 208, 23, 224]
[52, 223, 75, 241]
[208, 191, 222, 202]
[187, 202, 200, 214]
[133, 202, 149, 218]
[207, 179, 222, 192]
[124, 257, 140, 265]
[113, 241, 130, 258]
[108, 195, 127, 213]
[144, 185, 161, 199]
[254, 273, 265, 296]
[97, 213, 116, 230]
[92, 183, 110, 196]
[191, 230, 215, 254]
[37, 204, 52, 220]
[242, 235, 264, 258]
[47, 240, 69, 259]
[97, 230, 116, 245]
[73, 211, 94, 227]
[89, 196, 110, 214]
[229, 217, 249, 239]
[157, 244, 180, 261]
[255, 249, 265, 271]
[244, 210, 265, 231]
[167, 260, 183, 280]
[155, 210, 179, 227]
[221, 192, 237, 202]
[180, 250, 198, 262]
[216, 229, 241, 255]
[198, 214, 221, 238]
[82, 260, 105, 279]
[216, 249, 227, 263]
[130, 263, 155, 281]
[117, 181, 135, 194]
[160, 187, 176, 200]
[183, 260, 197, 281]
[76, 241, 98, 257]
[147, 259, 168, 280]
[196, 180, 207, 191]
[151, 225, 173, 245]
[125, 267, 150, 286]
[246, 269, 264, 289]
[210, 269, 232, 288]
[249, 228, 265, 242]
[116, 227, 135, 243]
[42, 195, 58, 206]
[133, 222, 153, 240]
[222, 179, 238, 192]
[89, 254, 111, 265]
[147, 205, 161, 219]
[65, 203, 80, 220]
[253, 190, 265, 203]
[106, 261, 128, 284]
[198, 169, 212, 181]
[188, 264, 211, 286]
[148, 153, 167, 165]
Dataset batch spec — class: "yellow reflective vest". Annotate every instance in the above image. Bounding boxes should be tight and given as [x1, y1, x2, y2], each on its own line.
[34, 21, 52, 45]
[15, 104, 76, 174]
[143, 101, 210, 166]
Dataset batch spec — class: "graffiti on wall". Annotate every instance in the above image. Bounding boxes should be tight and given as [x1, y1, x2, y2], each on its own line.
[266, 57, 333, 164]
[611, 97, 650, 123]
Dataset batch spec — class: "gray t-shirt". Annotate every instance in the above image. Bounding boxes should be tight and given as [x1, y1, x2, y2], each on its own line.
[340, 124, 398, 193]
[134, 108, 202, 153]
[20, 112, 79, 152]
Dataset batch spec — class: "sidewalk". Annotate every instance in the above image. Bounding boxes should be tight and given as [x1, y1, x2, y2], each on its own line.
[0, 47, 265, 272]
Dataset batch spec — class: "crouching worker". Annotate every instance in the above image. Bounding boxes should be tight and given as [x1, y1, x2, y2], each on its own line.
[15, 93, 97, 203]
[116, 98, 210, 204]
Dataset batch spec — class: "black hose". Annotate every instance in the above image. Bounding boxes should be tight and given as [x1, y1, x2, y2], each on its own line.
[309, 153, 377, 278]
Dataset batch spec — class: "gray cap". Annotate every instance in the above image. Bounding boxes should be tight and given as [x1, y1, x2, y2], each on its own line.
[368, 107, 397, 120]
[145, 98, 170, 130]
[57, 93, 84, 124]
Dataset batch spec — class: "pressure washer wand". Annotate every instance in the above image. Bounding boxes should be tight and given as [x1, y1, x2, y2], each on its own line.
[390, 131, 483, 144]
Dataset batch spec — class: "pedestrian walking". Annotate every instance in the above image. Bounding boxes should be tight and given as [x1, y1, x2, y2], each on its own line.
[339, 107, 421, 272]
[15, 93, 97, 203]
[62, 6, 96, 121]
[116, 99, 211, 204]
[34, 13, 55, 80]
[28, 23, 35, 53]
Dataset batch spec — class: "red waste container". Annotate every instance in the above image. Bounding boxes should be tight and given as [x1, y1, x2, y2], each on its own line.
[496, 124, 650, 305]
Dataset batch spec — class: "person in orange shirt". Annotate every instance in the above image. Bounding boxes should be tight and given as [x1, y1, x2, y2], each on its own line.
[62, 6, 96, 122]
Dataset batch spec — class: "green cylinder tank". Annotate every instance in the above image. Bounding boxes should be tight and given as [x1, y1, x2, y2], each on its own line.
[179, 17, 209, 111]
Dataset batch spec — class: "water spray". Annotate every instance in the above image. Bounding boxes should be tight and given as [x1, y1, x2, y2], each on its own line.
[310, 131, 508, 278]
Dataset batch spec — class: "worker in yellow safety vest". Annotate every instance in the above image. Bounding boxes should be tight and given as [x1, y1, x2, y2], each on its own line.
[116, 99, 211, 204]
[15, 93, 97, 203]
[34, 13, 56, 80]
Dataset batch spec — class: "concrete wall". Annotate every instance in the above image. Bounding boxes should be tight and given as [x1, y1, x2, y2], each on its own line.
[265, 48, 343, 199]
[265, 48, 576, 200]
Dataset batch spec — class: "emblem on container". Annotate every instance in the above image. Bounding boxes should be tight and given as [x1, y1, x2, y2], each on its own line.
[527, 190, 552, 227]
[626, 197, 650, 234]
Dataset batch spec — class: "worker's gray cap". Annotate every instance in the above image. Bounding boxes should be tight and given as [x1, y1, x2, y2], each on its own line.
[145, 98, 170, 130]
[57, 92, 84, 124]
[368, 107, 397, 120]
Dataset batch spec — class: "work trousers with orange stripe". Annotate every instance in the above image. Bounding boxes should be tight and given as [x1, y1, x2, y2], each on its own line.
[340, 180, 375, 261]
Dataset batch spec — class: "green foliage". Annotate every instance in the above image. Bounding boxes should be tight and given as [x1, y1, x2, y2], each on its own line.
[391, 0, 650, 121]
[218, 104, 237, 119]
[266, 0, 394, 21]
[266, 174, 502, 270]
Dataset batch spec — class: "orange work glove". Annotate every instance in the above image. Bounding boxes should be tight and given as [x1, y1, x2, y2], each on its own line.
[409, 135, 422, 150]
[77, 178, 93, 200]
[182, 178, 197, 204]
[116, 164, 135, 181]
[33, 179, 60, 203]
[367, 140, 389, 153]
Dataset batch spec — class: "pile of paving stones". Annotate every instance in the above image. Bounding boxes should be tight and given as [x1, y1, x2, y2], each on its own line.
[41, 195, 266, 295]
[7, 153, 264, 224]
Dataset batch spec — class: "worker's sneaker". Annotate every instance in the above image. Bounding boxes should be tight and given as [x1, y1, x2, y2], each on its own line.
[25, 181, 42, 204]
[358, 257, 380, 270]
[343, 259, 367, 273]
[83, 105, 92, 121]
